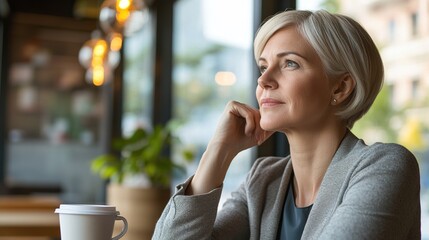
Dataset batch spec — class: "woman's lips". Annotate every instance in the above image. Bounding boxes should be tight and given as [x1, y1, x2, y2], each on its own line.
[260, 98, 284, 107]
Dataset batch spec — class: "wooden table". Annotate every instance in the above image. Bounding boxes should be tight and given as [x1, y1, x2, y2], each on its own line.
[0, 211, 60, 237]
[0, 196, 61, 211]
[0, 196, 61, 238]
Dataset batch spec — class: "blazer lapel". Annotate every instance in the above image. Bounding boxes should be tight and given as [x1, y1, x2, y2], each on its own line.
[262, 158, 294, 239]
[301, 131, 360, 239]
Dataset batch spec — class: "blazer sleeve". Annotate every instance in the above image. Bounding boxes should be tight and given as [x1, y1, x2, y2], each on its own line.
[152, 176, 222, 240]
[152, 174, 252, 240]
[319, 143, 421, 240]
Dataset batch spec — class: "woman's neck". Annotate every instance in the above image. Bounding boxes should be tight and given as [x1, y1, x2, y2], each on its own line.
[286, 125, 347, 207]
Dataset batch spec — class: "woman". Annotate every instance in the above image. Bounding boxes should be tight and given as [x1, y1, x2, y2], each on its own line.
[153, 10, 421, 240]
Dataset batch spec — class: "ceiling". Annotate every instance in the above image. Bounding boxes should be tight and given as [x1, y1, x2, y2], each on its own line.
[6, 0, 100, 18]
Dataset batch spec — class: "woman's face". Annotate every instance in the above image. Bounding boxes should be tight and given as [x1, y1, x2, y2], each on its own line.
[256, 26, 335, 133]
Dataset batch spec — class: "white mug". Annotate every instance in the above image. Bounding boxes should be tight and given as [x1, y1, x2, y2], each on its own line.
[55, 204, 128, 240]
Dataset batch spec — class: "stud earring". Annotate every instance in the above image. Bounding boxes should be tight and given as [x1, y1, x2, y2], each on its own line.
[333, 99, 337, 104]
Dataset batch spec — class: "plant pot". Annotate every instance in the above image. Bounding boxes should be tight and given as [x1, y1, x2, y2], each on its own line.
[107, 183, 170, 240]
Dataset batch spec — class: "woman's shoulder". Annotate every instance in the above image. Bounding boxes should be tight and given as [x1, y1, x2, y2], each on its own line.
[358, 140, 416, 160]
[352, 139, 419, 176]
[333, 131, 420, 183]
[342, 131, 417, 167]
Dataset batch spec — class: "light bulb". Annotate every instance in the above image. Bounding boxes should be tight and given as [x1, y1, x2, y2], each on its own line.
[109, 32, 123, 51]
[99, 0, 148, 36]
[79, 30, 121, 71]
[78, 30, 107, 69]
[93, 40, 108, 58]
[117, 0, 132, 10]
[85, 66, 114, 87]
[92, 65, 105, 86]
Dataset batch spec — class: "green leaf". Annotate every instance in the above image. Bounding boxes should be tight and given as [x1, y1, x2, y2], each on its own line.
[90, 119, 195, 187]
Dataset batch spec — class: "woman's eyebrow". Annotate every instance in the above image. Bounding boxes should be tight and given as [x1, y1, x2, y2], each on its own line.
[276, 51, 307, 60]
[258, 51, 307, 62]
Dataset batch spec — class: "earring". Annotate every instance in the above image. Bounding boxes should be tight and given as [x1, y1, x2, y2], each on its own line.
[333, 99, 337, 104]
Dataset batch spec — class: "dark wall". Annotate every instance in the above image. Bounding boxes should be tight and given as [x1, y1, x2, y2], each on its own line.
[7, 0, 76, 17]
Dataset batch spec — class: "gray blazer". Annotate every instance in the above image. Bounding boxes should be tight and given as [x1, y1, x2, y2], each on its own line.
[153, 131, 421, 239]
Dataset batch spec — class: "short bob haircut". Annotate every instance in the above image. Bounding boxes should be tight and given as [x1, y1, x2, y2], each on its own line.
[254, 10, 384, 128]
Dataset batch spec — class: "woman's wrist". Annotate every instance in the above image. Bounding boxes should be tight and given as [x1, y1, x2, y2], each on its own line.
[186, 142, 237, 195]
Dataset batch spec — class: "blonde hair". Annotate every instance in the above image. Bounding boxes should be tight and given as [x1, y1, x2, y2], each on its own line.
[254, 10, 384, 128]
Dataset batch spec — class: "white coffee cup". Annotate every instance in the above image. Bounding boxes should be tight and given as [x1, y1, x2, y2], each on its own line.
[55, 204, 128, 240]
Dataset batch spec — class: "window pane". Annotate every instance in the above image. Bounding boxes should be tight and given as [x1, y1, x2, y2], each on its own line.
[172, 0, 255, 206]
[299, 0, 428, 237]
[122, 16, 154, 135]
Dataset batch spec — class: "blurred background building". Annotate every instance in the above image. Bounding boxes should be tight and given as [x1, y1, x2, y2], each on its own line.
[340, 0, 429, 237]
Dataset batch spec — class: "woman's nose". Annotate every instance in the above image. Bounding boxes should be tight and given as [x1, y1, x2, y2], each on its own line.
[257, 70, 278, 89]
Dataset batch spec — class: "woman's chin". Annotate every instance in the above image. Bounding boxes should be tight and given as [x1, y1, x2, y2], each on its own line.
[259, 121, 278, 132]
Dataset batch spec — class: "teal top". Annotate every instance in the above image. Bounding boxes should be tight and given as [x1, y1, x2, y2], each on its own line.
[279, 179, 313, 240]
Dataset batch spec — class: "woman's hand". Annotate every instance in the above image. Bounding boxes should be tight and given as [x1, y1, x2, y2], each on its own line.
[210, 101, 273, 154]
[186, 101, 273, 195]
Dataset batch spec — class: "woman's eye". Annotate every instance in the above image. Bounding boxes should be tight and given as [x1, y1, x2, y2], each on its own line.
[259, 66, 267, 74]
[285, 60, 299, 69]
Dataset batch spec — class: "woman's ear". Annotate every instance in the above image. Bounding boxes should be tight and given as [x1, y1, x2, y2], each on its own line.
[331, 74, 356, 105]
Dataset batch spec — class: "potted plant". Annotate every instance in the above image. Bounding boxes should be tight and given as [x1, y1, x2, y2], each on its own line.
[91, 120, 194, 240]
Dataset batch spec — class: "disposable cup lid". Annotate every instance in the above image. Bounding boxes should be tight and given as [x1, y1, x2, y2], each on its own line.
[55, 204, 120, 215]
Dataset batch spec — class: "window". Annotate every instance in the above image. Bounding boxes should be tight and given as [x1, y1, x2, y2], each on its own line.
[172, 0, 255, 207]
[122, 16, 154, 136]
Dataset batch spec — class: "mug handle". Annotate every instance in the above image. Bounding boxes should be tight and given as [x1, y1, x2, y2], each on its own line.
[112, 215, 128, 240]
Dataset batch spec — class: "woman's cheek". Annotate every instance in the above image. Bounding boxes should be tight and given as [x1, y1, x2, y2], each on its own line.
[255, 86, 263, 107]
